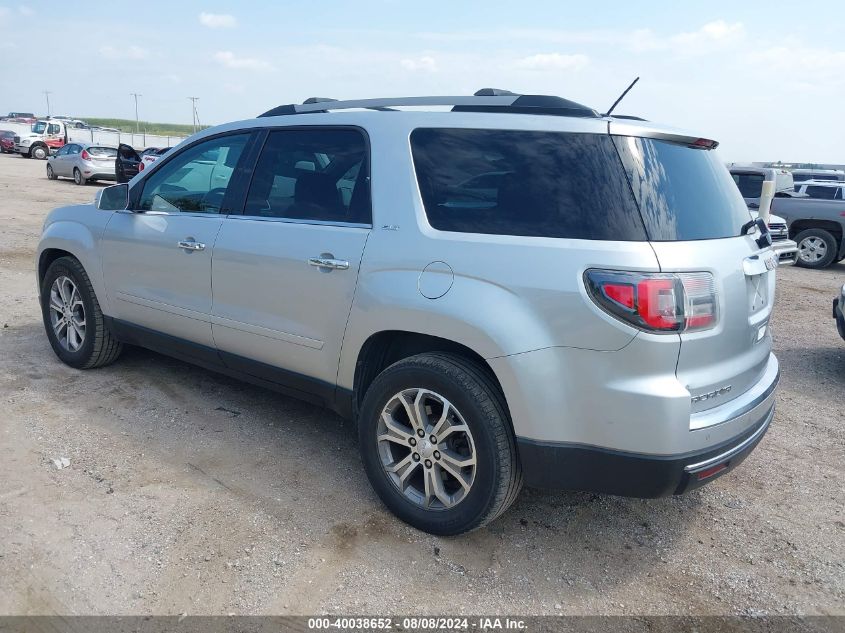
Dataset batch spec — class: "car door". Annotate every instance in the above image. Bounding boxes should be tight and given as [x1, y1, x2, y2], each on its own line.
[99, 132, 253, 359]
[211, 127, 371, 399]
[51, 144, 70, 175]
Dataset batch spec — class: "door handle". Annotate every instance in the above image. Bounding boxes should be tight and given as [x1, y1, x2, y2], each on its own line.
[309, 256, 349, 270]
[178, 239, 206, 251]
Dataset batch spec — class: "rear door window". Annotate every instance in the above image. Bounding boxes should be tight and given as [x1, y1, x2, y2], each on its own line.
[612, 136, 751, 241]
[243, 128, 370, 224]
[410, 128, 646, 240]
[804, 185, 838, 200]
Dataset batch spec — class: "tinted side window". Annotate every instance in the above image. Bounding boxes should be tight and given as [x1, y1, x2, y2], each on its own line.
[804, 185, 838, 200]
[613, 136, 751, 241]
[244, 128, 370, 224]
[731, 173, 765, 198]
[138, 133, 249, 214]
[410, 128, 646, 240]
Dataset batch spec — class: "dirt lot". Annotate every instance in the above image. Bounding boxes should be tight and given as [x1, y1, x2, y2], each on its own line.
[0, 152, 842, 616]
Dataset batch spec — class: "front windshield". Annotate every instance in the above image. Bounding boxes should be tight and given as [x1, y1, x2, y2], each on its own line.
[31, 122, 47, 134]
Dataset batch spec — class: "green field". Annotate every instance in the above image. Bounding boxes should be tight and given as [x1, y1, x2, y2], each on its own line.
[82, 117, 206, 136]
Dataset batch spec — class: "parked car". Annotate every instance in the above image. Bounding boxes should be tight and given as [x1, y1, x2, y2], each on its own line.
[728, 166, 797, 263]
[115, 144, 141, 183]
[771, 189, 845, 268]
[46, 143, 117, 185]
[834, 285, 845, 342]
[0, 130, 15, 153]
[793, 180, 845, 200]
[139, 147, 171, 173]
[115, 146, 172, 183]
[790, 168, 845, 183]
[36, 90, 781, 535]
[1, 112, 36, 123]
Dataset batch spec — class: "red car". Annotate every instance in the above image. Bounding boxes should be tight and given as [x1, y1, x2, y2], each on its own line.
[0, 130, 15, 153]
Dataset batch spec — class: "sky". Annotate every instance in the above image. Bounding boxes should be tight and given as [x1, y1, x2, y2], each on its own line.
[1, 1, 843, 163]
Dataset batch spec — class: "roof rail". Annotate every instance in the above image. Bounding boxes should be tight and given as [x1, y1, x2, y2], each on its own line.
[258, 91, 599, 118]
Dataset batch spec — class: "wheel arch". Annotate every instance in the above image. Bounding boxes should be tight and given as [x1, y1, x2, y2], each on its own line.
[37, 223, 111, 315]
[789, 220, 843, 242]
[349, 330, 510, 422]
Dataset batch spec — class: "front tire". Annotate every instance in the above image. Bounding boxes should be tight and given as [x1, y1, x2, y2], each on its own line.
[46, 164, 57, 180]
[73, 167, 86, 186]
[31, 145, 48, 160]
[358, 353, 522, 535]
[40, 256, 123, 369]
[795, 228, 837, 269]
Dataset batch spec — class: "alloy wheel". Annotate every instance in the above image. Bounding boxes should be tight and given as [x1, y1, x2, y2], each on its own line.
[377, 388, 477, 510]
[49, 276, 86, 352]
[798, 237, 827, 263]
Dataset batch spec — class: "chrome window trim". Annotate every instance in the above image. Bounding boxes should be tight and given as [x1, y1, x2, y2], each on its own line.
[231, 214, 371, 229]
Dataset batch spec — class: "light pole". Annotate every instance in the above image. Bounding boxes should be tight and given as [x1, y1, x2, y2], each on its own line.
[130, 93, 142, 135]
[187, 97, 200, 134]
[44, 90, 52, 117]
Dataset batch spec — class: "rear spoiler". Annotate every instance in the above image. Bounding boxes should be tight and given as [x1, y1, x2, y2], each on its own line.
[608, 120, 718, 150]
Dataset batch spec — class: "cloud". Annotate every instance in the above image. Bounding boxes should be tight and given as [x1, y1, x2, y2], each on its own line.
[668, 20, 745, 52]
[748, 45, 845, 82]
[18, 5, 34, 16]
[199, 12, 237, 29]
[400, 56, 437, 72]
[99, 45, 149, 60]
[214, 51, 273, 71]
[514, 53, 589, 71]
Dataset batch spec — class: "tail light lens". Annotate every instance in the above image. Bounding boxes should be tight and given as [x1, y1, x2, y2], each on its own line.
[585, 269, 718, 333]
[138, 161, 145, 172]
[81, 149, 90, 160]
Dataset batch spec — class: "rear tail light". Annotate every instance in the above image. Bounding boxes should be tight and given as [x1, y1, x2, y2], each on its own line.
[81, 149, 90, 160]
[138, 161, 145, 172]
[585, 269, 718, 333]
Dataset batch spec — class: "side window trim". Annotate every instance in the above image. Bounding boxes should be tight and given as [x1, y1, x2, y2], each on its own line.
[233, 124, 372, 227]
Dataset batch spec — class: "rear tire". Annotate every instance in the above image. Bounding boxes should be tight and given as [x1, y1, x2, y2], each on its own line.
[40, 256, 123, 369]
[73, 167, 86, 186]
[358, 352, 522, 535]
[795, 228, 837, 269]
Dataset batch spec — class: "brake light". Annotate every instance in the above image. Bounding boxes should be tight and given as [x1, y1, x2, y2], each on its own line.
[81, 149, 90, 160]
[690, 138, 719, 150]
[138, 161, 145, 172]
[585, 270, 718, 333]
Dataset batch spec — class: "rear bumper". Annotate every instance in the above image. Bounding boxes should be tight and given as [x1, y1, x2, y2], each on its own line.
[518, 401, 774, 497]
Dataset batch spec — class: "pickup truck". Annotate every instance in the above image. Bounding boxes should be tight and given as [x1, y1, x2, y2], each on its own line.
[771, 194, 845, 268]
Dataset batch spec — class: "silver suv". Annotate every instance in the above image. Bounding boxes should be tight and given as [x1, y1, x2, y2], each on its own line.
[36, 91, 781, 535]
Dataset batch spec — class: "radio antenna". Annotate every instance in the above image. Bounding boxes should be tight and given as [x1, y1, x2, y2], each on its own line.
[604, 77, 640, 117]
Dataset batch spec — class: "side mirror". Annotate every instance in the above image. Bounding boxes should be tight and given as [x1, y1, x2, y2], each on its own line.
[95, 183, 129, 211]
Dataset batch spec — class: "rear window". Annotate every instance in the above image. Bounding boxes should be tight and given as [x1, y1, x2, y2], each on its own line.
[87, 146, 117, 158]
[612, 136, 751, 241]
[731, 172, 765, 198]
[410, 128, 647, 240]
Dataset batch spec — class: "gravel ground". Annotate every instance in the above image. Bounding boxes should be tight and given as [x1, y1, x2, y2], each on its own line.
[0, 152, 842, 616]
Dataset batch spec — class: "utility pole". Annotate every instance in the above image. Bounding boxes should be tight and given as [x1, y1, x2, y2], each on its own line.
[43, 90, 52, 117]
[130, 93, 142, 134]
[187, 97, 200, 134]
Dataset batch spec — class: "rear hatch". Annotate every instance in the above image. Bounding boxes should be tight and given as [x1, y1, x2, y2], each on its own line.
[610, 129, 775, 414]
[86, 146, 118, 168]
